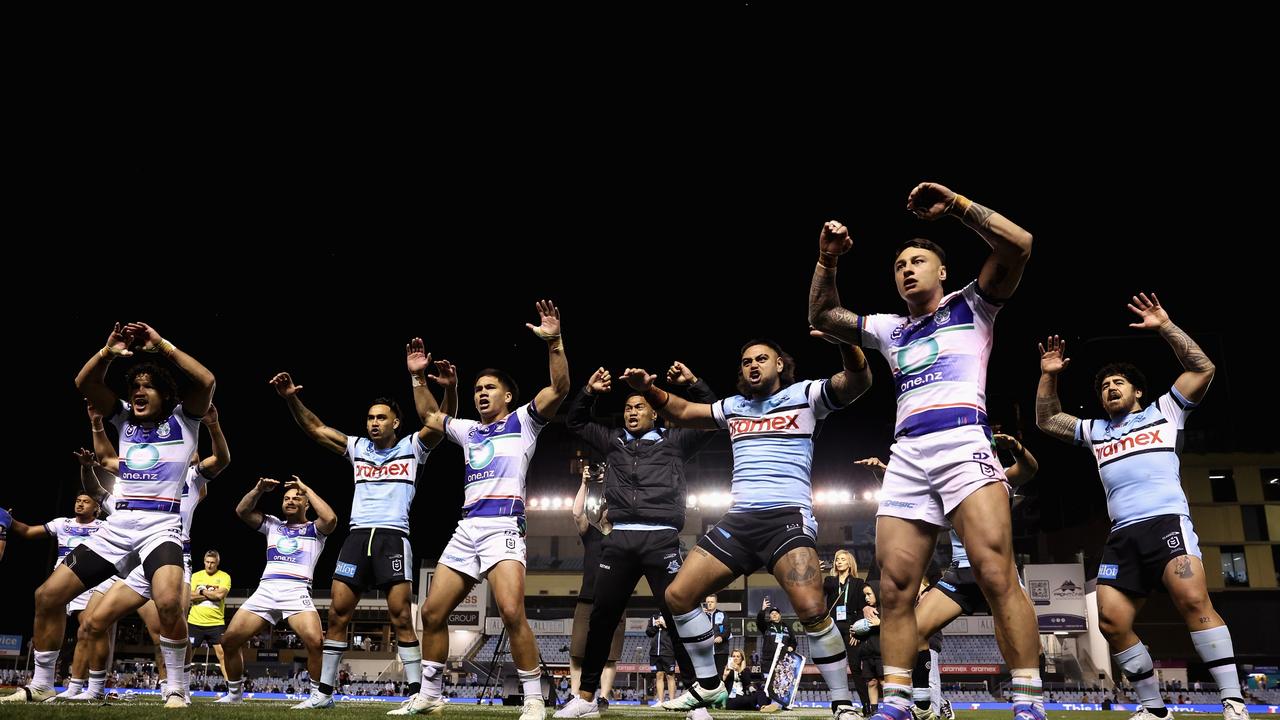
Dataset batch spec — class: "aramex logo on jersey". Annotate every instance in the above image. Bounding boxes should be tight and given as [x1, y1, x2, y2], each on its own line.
[1093, 430, 1165, 461]
[727, 413, 802, 435]
[353, 461, 411, 479]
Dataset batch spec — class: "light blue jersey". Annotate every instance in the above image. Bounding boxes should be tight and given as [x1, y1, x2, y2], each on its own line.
[444, 403, 549, 517]
[711, 380, 845, 533]
[344, 434, 431, 533]
[1075, 387, 1195, 529]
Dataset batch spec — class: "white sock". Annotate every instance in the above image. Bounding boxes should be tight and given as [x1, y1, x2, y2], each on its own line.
[33, 650, 60, 690]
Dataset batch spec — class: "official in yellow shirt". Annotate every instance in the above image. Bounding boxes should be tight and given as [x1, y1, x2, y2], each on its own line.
[189, 550, 231, 678]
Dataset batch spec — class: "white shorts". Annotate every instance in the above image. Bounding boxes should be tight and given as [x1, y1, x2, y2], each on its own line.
[437, 516, 525, 581]
[66, 576, 118, 616]
[876, 425, 1007, 527]
[82, 511, 184, 575]
[239, 581, 319, 626]
[122, 553, 192, 601]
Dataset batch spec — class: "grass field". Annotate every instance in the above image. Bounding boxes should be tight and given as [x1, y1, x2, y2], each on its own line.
[0, 699, 1233, 720]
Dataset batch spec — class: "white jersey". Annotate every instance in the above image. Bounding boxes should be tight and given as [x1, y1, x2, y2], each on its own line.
[109, 401, 203, 516]
[257, 514, 327, 588]
[344, 434, 432, 533]
[1075, 387, 1196, 529]
[180, 464, 212, 554]
[859, 281, 1000, 438]
[45, 516, 107, 567]
[444, 402, 549, 517]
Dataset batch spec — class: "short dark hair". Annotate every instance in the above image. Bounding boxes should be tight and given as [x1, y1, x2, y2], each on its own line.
[368, 397, 403, 419]
[895, 238, 946, 265]
[474, 368, 520, 406]
[124, 363, 180, 416]
[736, 339, 795, 396]
[1094, 362, 1147, 399]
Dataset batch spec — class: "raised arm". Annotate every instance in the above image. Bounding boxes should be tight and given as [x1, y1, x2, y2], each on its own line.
[75, 323, 132, 415]
[286, 475, 338, 536]
[527, 300, 571, 417]
[406, 339, 449, 435]
[665, 362, 722, 454]
[810, 330, 873, 406]
[565, 368, 614, 454]
[125, 322, 216, 416]
[269, 372, 348, 455]
[236, 477, 279, 530]
[571, 469, 591, 535]
[1128, 292, 1215, 403]
[907, 183, 1033, 301]
[808, 221, 865, 345]
[623, 369, 719, 430]
[86, 399, 119, 474]
[74, 448, 112, 505]
[1035, 335, 1082, 444]
[197, 404, 230, 478]
[993, 433, 1039, 487]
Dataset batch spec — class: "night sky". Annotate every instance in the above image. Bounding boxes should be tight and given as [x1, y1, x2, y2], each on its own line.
[2, 114, 1268, 639]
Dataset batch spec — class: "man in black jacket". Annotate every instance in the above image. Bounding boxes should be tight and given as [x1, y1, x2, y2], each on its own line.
[554, 361, 717, 719]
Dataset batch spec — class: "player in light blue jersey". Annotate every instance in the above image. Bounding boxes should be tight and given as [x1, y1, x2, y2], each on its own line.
[1037, 294, 1247, 720]
[5, 323, 215, 707]
[218, 475, 338, 704]
[621, 337, 871, 720]
[404, 300, 570, 720]
[270, 356, 457, 711]
[809, 184, 1042, 720]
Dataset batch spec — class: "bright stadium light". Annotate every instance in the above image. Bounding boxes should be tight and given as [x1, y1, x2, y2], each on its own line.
[551, 497, 563, 509]
[528, 498, 539, 509]
[838, 490, 852, 503]
[687, 494, 699, 508]
[863, 491, 875, 501]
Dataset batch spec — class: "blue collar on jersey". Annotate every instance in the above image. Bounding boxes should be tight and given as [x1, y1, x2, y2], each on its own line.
[623, 428, 664, 443]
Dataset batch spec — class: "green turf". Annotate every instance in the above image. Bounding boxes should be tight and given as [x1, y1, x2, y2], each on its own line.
[0, 700, 1229, 720]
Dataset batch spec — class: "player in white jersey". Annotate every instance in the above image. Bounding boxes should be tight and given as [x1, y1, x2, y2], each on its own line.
[5, 322, 214, 707]
[620, 337, 870, 720]
[271, 355, 457, 712]
[3, 489, 111, 699]
[808, 184, 1042, 720]
[67, 403, 228, 702]
[401, 300, 570, 719]
[859, 431, 1039, 720]
[1036, 294, 1248, 720]
[216, 475, 338, 704]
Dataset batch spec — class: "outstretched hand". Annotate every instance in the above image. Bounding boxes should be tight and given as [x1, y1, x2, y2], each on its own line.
[1038, 335, 1071, 376]
[526, 299, 561, 340]
[1127, 292, 1171, 331]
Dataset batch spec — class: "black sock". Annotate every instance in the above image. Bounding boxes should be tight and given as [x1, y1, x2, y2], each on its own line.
[913, 650, 932, 709]
[698, 676, 719, 691]
[318, 682, 333, 695]
[1149, 708, 1169, 718]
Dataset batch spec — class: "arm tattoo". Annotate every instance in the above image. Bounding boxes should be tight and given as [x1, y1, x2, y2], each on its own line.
[1036, 394, 1079, 443]
[1174, 556, 1195, 579]
[694, 546, 712, 558]
[809, 266, 861, 343]
[963, 202, 995, 230]
[1159, 322, 1214, 372]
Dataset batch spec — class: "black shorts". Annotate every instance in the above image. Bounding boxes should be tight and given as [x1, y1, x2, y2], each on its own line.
[931, 565, 989, 615]
[333, 528, 414, 593]
[697, 508, 815, 576]
[1097, 515, 1201, 596]
[190, 623, 225, 647]
[650, 656, 676, 673]
[861, 652, 883, 681]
